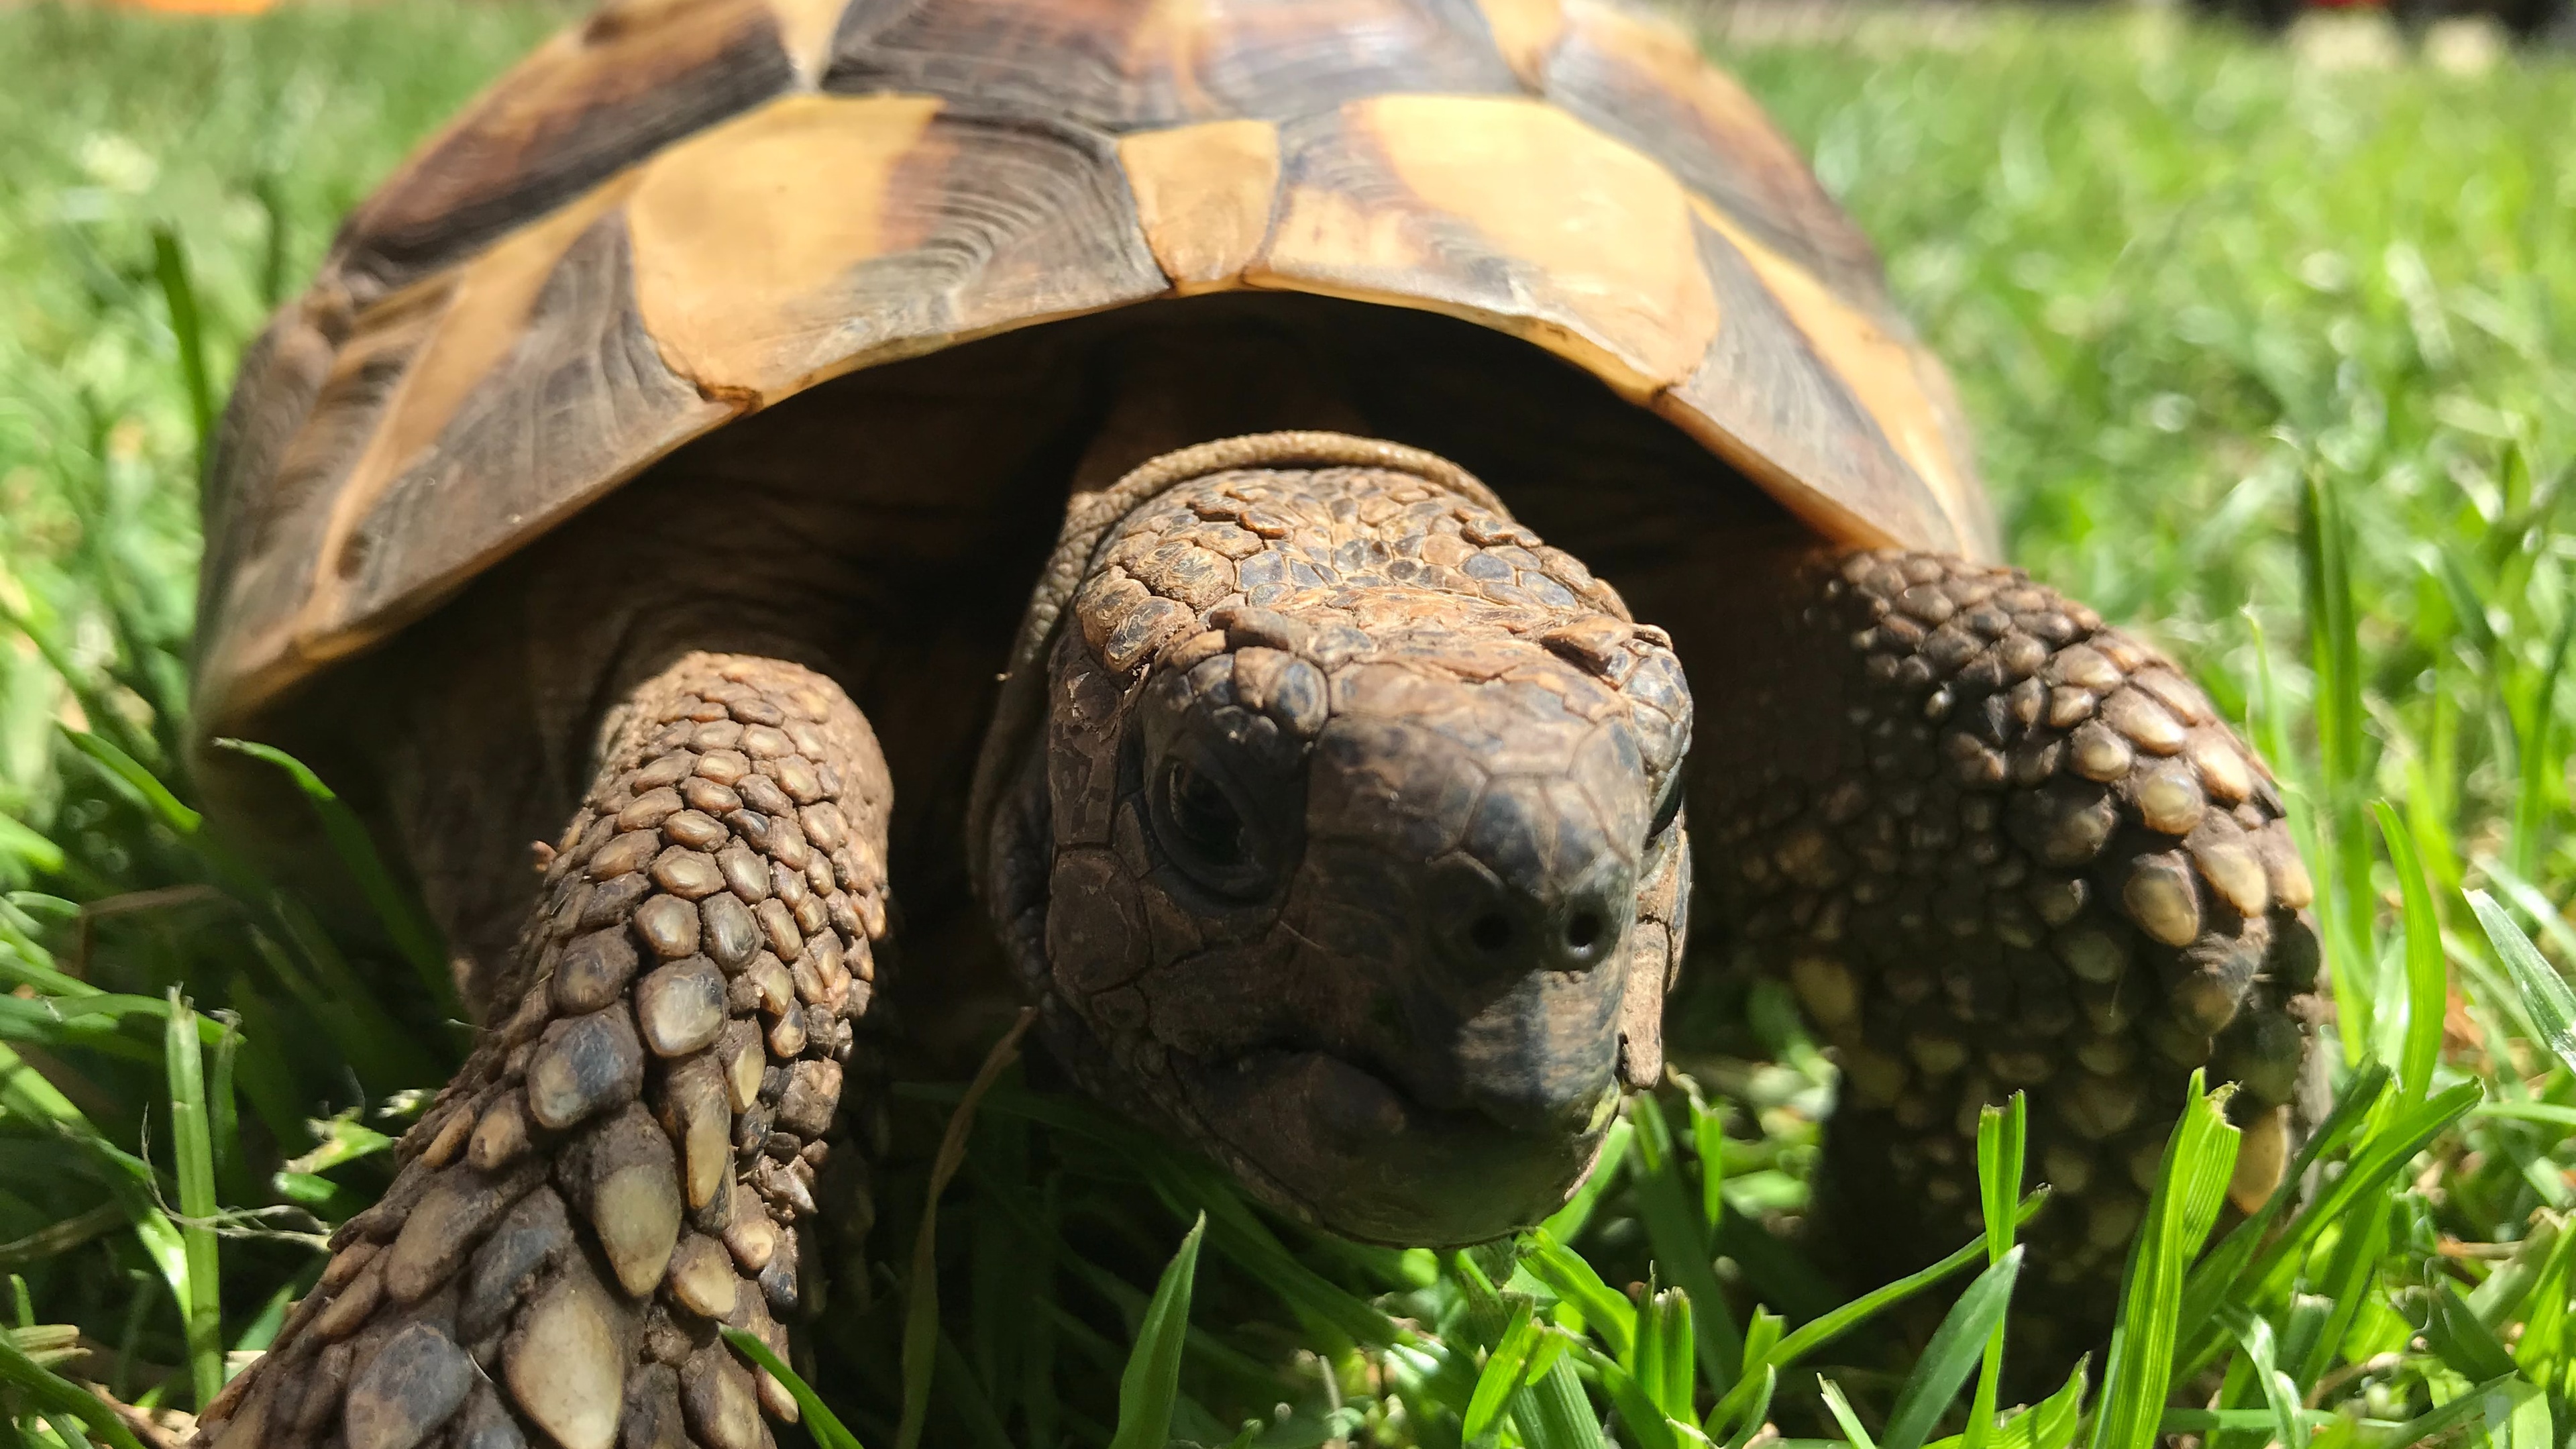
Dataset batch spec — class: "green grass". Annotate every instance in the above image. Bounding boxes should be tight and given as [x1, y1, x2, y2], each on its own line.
[1, 3, 2575, 1446]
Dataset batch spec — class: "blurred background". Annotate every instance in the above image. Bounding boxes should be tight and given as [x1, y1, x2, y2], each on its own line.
[2, 1, 2574, 1446]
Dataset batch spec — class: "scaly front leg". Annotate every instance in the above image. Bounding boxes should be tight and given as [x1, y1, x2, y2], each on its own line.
[201, 653, 891, 1449]
[1676, 546, 2321, 1364]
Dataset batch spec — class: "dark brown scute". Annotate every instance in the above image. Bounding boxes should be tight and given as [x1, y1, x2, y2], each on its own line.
[199, 301, 341, 645]
[211, 285, 451, 645]
[1660, 214, 1949, 553]
[823, 0, 1520, 129]
[336, 213, 731, 649]
[331, 0, 797, 301]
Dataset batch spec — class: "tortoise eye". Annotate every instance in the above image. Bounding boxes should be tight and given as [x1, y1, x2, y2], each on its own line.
[1152, 755, 1273, 899]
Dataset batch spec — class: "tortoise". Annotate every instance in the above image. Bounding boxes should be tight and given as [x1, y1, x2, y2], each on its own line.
[188, 0, 2324, 1442]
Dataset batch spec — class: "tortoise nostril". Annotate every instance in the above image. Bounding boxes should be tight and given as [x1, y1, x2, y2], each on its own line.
[1468, 912, 1515, 955]
[1564, 910, 1603, 955]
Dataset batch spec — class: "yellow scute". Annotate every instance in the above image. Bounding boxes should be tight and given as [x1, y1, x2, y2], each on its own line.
[627, 93, 945, 398]
[1472, 0, 1566, 84]
[1119, 119, 1282, 294]
[762, 0, 847, 81]
[1315, 95, 1715, 393]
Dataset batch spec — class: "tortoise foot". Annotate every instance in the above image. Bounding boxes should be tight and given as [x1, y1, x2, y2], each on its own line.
[1688, 547, 2323, 1366]
[197, 653, 893, 1449]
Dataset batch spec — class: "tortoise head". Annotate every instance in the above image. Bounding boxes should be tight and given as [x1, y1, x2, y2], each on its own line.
[978, 436, 1693, 1245]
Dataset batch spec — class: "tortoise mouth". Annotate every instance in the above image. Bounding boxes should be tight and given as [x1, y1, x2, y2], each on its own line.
[1172, 1042, 1615, 1247]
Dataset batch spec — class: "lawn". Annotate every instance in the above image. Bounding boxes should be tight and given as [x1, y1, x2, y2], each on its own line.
[2, 3, 2575, 1447]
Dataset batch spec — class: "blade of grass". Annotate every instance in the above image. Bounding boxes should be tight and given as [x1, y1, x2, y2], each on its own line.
[0, 814, 66, 879]
[252, 172, 293, 307]
[1976, 1097, 2028, 1265]
[213, 739, 455, 1018]
[2469, 1214, 2561, 1327]
[1598, 1358, 1684, 1449]
[2508, 596, 2575, 881]
[1741, 1307, 1782, 1378]
[2300, 466, 2377, 1063]
[1693, 1095, 1727, 1236]
[1880, 1247, 2023, 1449]
[1711, 1239, 2037, 1449]
[2089, 1072, 2240, 1449]
[2468, 890, 2576, 1075]
[897, 1010, 1032, 1449]
[1449, 1247, 1510, 1341]
[207, 1015, 248, 1205]
[2498, 1378, 2554, 1449]
[2477, 863, 2576, 964]
[1629, 1277, 1668, 1404]
[1719, 1364, 1777, 1449]
[1760, 1191, 2047, 1372]
[2212, 1305, 2302, 1449]
[1465, 1300, 1540, 1442]
[62, 729, 201, 836]
[931, 1079, 1398, 1347]
[0, 989, 227, 1062]
[2422, 1282, 2518, 1384]
[3, 597, 161, 780]
[1521, 1227, 1636, 1359]
[1512, 1354, 1609, 1449]
[148, 227, 214, 480]
[0, 944, 88, 1000]
[1993, 1356, 2088, 1449]
[2243, 1080, 2478, 1308]
[1042, 1235, 1291, 1393]
[2175, 1064, 2392, 1373]
[963, 1118, 1020, 1397]
[0, 1205, 127, 1271]
[2288, 1195, 2394, 1391]
[1136, 1153, 1403, 1349]
[2507, 1217, 2576, 1381]
[162, 989, 221, 1409]
[932, 1326, 1016, 1449]
[1652, 1288, 1696, 1421]
[240, 914, 437, 1095]
[2363, 1373, 2520, 1449]
[1965, 1095, 2027, 1449]
[1629, 1093, 1742, 1393]
[264, 895, 448, 1085]
[1022, 1175, 1061, 1449]
[1107, 1212, 1206, 1449]
[2371, 802, 2448, 1110]
[721, 1329, 865, 1449]
[0, 1330, 150, 1449]
[2151, 1409, 2334, 1434]
[232, 1277, 299, 1358]
[1819, 1376, 1880, 1449]
[0, 1044, 191, 1338]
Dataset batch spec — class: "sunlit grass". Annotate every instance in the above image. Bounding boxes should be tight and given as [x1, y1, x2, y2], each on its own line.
[2, 3, 2575, 1446]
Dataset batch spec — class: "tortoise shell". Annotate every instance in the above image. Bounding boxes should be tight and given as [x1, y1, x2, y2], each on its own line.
[195, 0, 1996, 739]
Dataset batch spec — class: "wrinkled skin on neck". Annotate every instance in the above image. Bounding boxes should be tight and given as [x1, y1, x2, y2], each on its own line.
[992, 458, 1693, 1244]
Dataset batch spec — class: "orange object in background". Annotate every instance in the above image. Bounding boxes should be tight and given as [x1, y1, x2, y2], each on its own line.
[109, 0, 277, 13]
